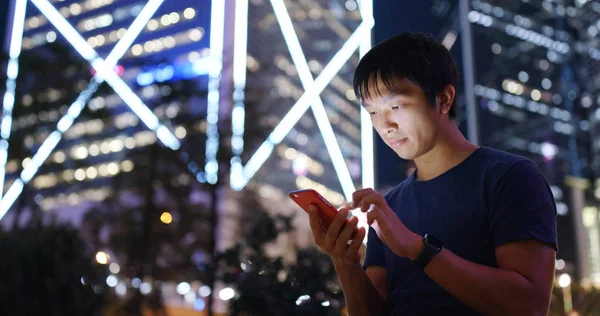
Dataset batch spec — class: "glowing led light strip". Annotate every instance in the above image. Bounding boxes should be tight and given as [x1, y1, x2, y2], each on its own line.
[31, 0, 178, 148]
[0, 0, 165, 219]
[237, 20, 374, 189]
[229, 0, 248, 190]
[270, 0, 356, 201]
[358, 0, 374, 192]
[0, 0, 28, 198]
[204, 0, 226, 184]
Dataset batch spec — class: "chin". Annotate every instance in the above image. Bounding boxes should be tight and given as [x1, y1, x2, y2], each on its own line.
[394, 148, 418, 160]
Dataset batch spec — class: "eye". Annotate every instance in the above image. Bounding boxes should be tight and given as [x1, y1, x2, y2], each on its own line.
[392, 104, 404, 110]
[368, 111, 377, 115]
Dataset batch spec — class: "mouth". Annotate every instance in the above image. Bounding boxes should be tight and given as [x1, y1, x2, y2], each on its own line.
[388, 138, 407, 148]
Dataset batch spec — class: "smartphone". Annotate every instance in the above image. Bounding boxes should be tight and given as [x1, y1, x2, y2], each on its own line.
[289, 189, 358, 238]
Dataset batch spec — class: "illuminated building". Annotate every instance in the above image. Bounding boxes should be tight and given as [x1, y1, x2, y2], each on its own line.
[227, 0, 374, 207]
[1, 0, 224, 215]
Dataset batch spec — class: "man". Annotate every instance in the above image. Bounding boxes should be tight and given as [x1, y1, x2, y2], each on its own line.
[307, 33, 557, 315]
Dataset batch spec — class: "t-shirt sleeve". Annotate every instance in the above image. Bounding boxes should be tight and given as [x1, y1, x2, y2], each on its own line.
[490, 160, 558, 251]
[363, 225, 387, 269]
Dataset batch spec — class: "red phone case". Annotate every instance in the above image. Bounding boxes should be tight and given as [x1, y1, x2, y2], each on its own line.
[289, 189, 358, 238]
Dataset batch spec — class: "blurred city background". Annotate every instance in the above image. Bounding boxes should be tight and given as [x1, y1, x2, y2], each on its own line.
[0, 0, 599, 315]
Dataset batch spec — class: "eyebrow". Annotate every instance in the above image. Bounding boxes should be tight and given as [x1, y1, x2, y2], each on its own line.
[361, 92, 408, 107]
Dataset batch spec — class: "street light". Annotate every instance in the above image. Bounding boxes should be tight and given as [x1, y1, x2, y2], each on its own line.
[558, 273, 573, 313]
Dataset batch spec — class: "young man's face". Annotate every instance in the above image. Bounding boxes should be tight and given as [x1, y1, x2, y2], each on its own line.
[362, 77, 442, 160]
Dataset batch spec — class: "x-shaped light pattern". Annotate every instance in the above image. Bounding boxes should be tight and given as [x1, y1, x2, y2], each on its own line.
[230, 1, 374, 196]
[0, 0, 224, 219]
[229, 0, 374, 237]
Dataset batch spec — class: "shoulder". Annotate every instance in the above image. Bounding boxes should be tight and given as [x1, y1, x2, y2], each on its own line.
[479, 147, 541, 181]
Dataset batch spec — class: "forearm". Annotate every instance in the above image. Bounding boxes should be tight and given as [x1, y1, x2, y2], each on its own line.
[424, 249, 543, 315]
[334, 263, 388, 316]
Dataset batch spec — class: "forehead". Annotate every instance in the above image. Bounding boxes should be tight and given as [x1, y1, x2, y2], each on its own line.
[360, 76, 420, 106]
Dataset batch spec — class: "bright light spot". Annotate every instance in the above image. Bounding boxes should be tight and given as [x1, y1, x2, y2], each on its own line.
[96, 251, 110, 264]
[194, 298, 206, 311]
[131, 277, 142, 288]
[53, 151, 65, 163]
[346, 89, 356, 101]
[46, 31, 57, 43]
[169, 12, 180, 24]
[558, 273, 571, 288]
[540, 142, 557, 161]
[518, 71, 529, 83]
[322, 300, 330, 307]
[160, 15, 170, 26]
[189, 29, 203, 41]
[106, 275, 118, 287]
[107, 162, 119, 175]
[184, 8, 196, 19]
[132, 44, 143, 56]
[542, 78, 552, 90]
[296, 294, 310, 306]
[175, 126, 187, 139]
[109, 262, 120, 274]
[109, 139, 123, 152]
[531, 89, 542, 101]
[86, 167, 98, 179]
[219, 287, 235, 301]
[140, 282, 152, 295]
[199, 285, 211, 297]
[285, 148, 297, 160]
[160, 212, 173, 224]
[22, 157, 31, 168]
[556, 259, 566, 270]
[116, 282, 127, 296]
[125, 137, 136, 149]
[69, 3, 82, 15]
[177, 282, 191, 295]
[121, 160, 134, 172]
[74, 168, 86, 181]
[583, 206, 598, 228]
[344, 0, 358, 11]
[147, 19, 159, 31]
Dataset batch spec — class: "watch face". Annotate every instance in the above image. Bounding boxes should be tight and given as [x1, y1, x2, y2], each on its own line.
[424, 233, 443, 250]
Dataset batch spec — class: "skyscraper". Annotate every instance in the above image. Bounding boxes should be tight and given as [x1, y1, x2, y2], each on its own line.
[1, 0, 223, 219]
[227, 0, 374, 208]
[467, 0, 599, 284]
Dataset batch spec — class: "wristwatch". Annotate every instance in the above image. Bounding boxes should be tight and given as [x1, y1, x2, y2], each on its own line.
[412, 233, 443, 269]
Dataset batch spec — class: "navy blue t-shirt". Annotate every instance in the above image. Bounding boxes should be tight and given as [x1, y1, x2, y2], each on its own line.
[363, 147, 557, 315]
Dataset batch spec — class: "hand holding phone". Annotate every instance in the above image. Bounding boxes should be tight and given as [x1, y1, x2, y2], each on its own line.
[289, 189, 365, 267]
[289, 189, 358, 238]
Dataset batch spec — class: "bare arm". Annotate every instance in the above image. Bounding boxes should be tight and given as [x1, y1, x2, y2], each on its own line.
[307, 205, 388, 316]
[423, 240, 556, 316]
[353, 188, 556, 316]
[334, 264, 388, 316]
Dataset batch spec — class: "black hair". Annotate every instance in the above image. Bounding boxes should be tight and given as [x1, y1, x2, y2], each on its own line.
[353, 32, 459, 119]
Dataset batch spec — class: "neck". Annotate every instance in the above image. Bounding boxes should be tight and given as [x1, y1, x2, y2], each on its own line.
[413, 123, 478, 181]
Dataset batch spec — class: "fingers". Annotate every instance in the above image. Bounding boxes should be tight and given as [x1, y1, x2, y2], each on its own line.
[351, 188, 375, 208]
[366, 206, 382, 226]
[334, 216, 359, 253]
[325, 207, 349, 248]
[346, 226, 366, 256]
[359, 192, 386, 213]
[307, 205, 326, 243]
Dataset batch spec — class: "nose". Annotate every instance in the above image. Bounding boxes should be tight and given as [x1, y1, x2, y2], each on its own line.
[381, 111, 397, 134]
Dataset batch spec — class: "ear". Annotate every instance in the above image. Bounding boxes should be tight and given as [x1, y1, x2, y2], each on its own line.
[437, 84, 456, 115]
